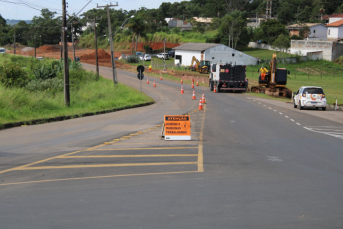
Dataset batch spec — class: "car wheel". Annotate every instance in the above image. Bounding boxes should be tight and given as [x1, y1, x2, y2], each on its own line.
[298, 101, 303, 110]
[322, 107, 326, 111]
[294, 101, 297, 108]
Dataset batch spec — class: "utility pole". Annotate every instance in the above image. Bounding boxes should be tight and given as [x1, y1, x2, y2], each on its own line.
[72, 26, 76, 61]
[163, 38, 166, 70]
[62, 0, 70, 106]
[97, 2, 118, 85]
[60, 30, 63, 59]
[88, 17, 102, 79]
[34, 28, 37, 58]
[13, 26, 16, 54]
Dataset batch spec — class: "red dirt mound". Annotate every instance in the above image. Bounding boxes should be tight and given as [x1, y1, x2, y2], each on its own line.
[132, 42, 180, 52]
[80, 49, 112, 60]
[26, 45, 61, 55]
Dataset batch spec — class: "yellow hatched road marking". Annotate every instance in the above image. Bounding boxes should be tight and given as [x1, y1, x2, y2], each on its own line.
[197, 104, 205, 172]
[61, 154, 198, 158]
[12, 162, 198, 170]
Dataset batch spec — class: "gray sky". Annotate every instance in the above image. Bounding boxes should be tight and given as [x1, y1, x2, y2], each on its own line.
[0, 0, 186, 20]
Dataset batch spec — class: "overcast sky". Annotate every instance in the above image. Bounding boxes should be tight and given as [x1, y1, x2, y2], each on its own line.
[0, 0, 186, 20]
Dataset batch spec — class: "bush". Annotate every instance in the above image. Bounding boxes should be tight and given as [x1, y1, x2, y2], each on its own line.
[126, 55, 139, 63]
[0, 63, 30, 88]
[25, 78, 63, 94]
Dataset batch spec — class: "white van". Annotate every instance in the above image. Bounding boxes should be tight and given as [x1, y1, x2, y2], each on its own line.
[0, 48, 6, 54]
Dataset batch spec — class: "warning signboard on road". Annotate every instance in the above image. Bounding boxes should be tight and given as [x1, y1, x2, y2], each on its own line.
[164, 115, 191, 140]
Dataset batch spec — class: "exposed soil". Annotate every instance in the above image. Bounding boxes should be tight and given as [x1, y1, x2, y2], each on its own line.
[295, 67, 327, 75]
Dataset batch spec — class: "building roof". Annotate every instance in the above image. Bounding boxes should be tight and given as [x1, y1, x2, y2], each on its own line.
[323, 14, 343, 20]
[192, 17, 213, 23]
[286, 23, 322, 29]
[326, 20, 343, 27]
[173, 43, 221, 51]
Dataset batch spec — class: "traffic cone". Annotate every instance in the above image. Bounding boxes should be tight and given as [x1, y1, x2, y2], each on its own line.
[192, 78, 194, 83]
[198, 99, 203, 110]
[147, 78, 149, 84]
[153, 80, 156, 87]
[202, 93, 206, 104]
[191, 81, 194, 89]
[160, 73, 163, 80]
[181, 86, 184, 94]
[192, 90, 196, 100]
[213, 85, 217, 93]
[196, 79, 199, 86]
[181, 78, 183, 84]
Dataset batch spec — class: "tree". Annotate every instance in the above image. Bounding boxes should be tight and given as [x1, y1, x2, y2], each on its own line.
[217, 11, 246, 49]
[272, 34, 290, 57]
[254, 20, 289, 45]
[127, 16, 147, 53]
[0, 14, 6, 27]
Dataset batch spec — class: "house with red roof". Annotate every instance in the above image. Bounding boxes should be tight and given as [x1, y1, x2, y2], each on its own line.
[326, 20, 343, 41]
[322, 14, 343, 24]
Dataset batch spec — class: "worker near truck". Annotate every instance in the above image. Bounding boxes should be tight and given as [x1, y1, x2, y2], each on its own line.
[259, 67, 268, 80]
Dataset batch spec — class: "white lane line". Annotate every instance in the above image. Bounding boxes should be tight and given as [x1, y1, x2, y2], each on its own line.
[279, 112, 283, 115]
[274, 110, 277, 112]
[290, 119, 295, 122]
[285, 116, 289, 118]
[258, 102, 261, 104]
[296, 123, 301, 126]
[263, 105, 266, 107]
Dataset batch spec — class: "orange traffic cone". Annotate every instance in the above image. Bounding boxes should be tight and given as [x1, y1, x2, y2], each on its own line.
[153, 80, 156, 87]
[160, 74, 163, 80]
[198, 99, 203, 110]
[192, 78, 194, 83]
[181, 78, 183, 84]
[213, 85, 217, 93]
[192, 90, 196, 100]
[191, 81, 194, 89]
[147, 78, 149, 84]
[202, 93, 206, 104]
[181, 86, 184, 94]
[196, 79, 199, 86]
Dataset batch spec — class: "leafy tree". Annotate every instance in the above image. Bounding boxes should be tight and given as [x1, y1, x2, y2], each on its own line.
[254, 19, 289, 45]
[0, 14, 6, 27]
[127, 16, 148, 53]
[217, 11, 246, 49]
[272, 34, 290, 57]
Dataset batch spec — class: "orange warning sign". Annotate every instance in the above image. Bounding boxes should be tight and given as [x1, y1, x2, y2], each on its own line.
[164, 115, 191, 140]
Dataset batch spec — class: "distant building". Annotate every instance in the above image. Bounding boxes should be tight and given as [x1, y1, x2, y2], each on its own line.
[326, 20, 343, 41]
[172, 42, 258, 66]
[192, 17, 212, 25]
[166, 18, 192, 31]
[322, 14, 343, 24]
[247, 17, 266, 28]
[286, 23, 327, 40]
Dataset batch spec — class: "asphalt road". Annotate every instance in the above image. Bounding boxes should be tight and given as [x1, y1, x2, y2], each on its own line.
[1, 64, 343, 228]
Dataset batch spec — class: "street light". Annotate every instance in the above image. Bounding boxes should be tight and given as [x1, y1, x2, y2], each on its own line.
[114, 15, 134, 35]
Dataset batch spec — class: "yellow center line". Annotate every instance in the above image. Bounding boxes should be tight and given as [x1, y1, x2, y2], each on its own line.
[12, 162, 198, 170]
[60, 154, 198, 158]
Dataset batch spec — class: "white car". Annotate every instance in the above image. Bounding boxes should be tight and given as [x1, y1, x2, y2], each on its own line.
[293, 86, 327, 111]
[139, 54, 151, 61]
[0, 47, 6, 54]
[157, 53, 169, 59]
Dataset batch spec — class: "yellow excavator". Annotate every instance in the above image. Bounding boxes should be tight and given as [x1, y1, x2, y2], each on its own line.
[251, 54, 292, 98]
[190, 56, 210, 74]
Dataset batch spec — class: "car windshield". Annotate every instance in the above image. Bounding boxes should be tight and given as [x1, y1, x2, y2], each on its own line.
[303, 88, 324, 94]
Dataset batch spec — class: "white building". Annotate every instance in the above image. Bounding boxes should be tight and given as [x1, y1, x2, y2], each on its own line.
[173, 43, 258, 66]
[166, 18, 192, 31]
[286, 23, 327, 40]
[326, 20, 343, 41]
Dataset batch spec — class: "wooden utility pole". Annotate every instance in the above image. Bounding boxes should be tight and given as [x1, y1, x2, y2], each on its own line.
[88, 17, 102, 79]
[62, 0, 70, 106]
[97, 2, 118, 85]
[72, 26, 76, 61]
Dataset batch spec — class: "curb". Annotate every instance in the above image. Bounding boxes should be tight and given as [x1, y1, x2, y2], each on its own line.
[0, 102, 155, 131]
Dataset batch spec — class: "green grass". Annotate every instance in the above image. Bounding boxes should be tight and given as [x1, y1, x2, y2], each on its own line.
[238, 47, 295, 59]
[246, 60, 343, 105]
[0, 54, 154, 126]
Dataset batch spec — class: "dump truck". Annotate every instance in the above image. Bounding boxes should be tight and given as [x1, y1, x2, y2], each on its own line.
[209, 63, 248, 92]
[190, 56, 210, 74]
[251, 54, 292, 98]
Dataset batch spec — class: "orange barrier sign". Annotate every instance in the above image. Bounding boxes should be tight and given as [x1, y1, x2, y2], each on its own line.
[164, 115, 191, 140]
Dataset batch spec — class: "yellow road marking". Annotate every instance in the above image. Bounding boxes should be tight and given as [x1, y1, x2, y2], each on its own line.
[198, 104, 205, 172]
[0, 171, 200, 186]
[86, 147, 198, 151]
[61, 154, 198, 158]
[12, 162, 198, 170]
